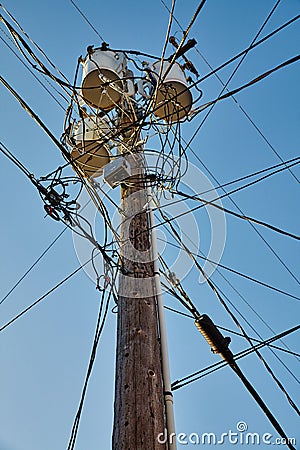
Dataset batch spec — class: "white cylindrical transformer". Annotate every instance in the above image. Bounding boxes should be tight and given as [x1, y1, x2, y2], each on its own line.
[151, 60, 192, 123]
[70, 116, 112, 178]
[81, 49, 126, 110]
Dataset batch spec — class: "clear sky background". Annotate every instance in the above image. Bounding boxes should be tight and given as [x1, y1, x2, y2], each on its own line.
[0, 1, 299, 449]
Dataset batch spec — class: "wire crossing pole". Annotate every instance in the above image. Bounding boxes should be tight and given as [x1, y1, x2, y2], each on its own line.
[112, 98, 175, 448]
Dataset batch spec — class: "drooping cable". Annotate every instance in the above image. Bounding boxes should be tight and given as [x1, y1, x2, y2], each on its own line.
[69, 0, 105, 42]
[0, 32, 67, 110]
[172, 318, 299, 450]
[157, 224, 300, 373]
[67, 282, 115, 450]
[172, 324, 300, 389]
[143, 155, 300, 217]
[0, 254, 94, 333]
[191, 55, 300, 117]
[164, 305, 300, 358]
[183, 0, 300, 185]
[0, 227, 67, 306]
[158, 237, 300, 302]
[158, 217, 300, 382]
[171, 189, 300, 241]
[160, 0, 299, 185]
[157, 205, 300, 414]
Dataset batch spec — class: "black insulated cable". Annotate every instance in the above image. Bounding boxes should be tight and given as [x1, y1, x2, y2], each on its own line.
[194, 315, 297, 450]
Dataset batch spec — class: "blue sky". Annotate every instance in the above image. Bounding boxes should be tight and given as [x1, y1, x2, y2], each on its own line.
[0, 1, 299, 449]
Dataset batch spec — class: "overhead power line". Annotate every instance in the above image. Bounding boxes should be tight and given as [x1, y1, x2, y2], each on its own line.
[69, 0, 105, 42]
[0, 227, 67, 306]
[67, 285, 114, 450]
[179, 321, 299, 450]
[192, 54, 300, 116]
[0, 139, 33, 178]
[142, 184, 300, 242]
[172, 324, 300, 388]
[158, 206, 300, 416]
[158, 238, 300, 302]
[164, 305, 300, 358]
[180, 0, 299, 184]
[0, 32, 67, 109]
[160, 223, 300, 381]
[182, 141, 300, 286]
[156, 3, 300, 289]
[0, 75, 71, 160]
[182, 156, 300, 197]
[1, 3, 299, 447]
[189, 14, 300, 89]
[147, 156, 300, 221]
[0, 251, 101, 333]
[172, 188, 300, 241]
[161, 253, 299, 445]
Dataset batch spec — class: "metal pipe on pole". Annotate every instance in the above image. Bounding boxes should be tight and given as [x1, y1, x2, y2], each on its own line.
[148, 187, 177, 450]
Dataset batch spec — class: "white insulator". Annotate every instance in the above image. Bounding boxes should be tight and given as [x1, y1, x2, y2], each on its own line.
[137, 79, 152, 99]
[70, 116, 112, 178]
[81, 49, 126, 110]
[151, 60, 192, 123]
[125, 69, 135, 96]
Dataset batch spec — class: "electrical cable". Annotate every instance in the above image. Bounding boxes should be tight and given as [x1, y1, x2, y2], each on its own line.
[161, 263, 300, 426]
[0, 140, 34, 178]
[157, 237, 300, 302]
[0, 13, 75, 96]
[172, 323, 300, 389]
[107, 151, 300, 260]
[193, 156, 300, 197]
[135, 183, 300, 242]
[158, 217, 300, 379]
[0, 74, 116, 242]
[163, 305, 300, 358]
[0, 227, 67, 306]
[0, 141, 118, 334]
[0, 254, 95, 333]
[184, 143, 300, 287]
[153, 0, 208, 93]
[0, 32, 67, 110]
[1, 3, 298, 442]
[171, 322, 300, 450]
[0, 4, 71, 84]
[172, 188, 300, 241]
[156, 207, 300, 414]
[2, 7, 299, 137]
[67, 284, 113, 450]
[147, 90, 300, 288]
[181, 13, 300, 95]
[146, 156, 300, 216]
[160, 0, 300, 185]
[0, 74, 72, 161]
[69, 0, 105, 42]
[191, 54, 300, 117]
[185, 0, 284, 158]
[129, 12, 300, 124]
[163, 271, 300, 383]
[4, 15, 296, 187]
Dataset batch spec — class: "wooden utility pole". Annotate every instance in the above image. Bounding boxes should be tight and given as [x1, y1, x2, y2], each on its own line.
[112, 109, 167, 448]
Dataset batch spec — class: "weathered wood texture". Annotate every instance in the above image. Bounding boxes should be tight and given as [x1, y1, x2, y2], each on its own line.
[112, 156, 166, 450]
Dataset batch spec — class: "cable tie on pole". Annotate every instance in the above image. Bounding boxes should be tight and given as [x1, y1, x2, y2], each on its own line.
[164, 390, 173, 397]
